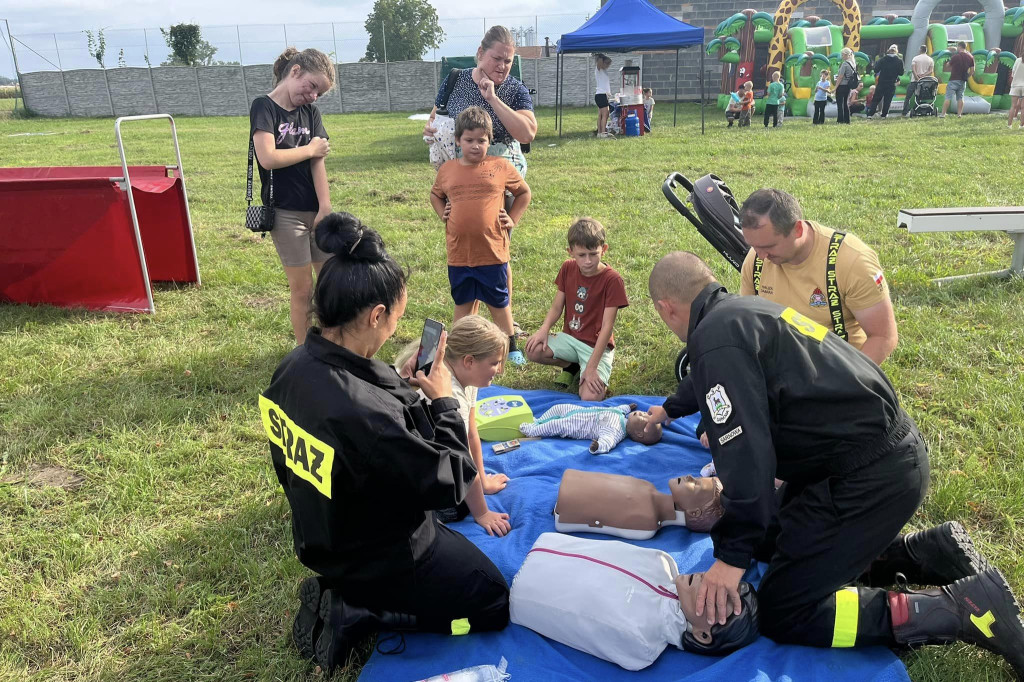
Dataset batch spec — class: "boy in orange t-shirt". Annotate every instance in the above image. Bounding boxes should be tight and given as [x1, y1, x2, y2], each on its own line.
[739, 81, 754, 127]
[430, 106, 532, 364]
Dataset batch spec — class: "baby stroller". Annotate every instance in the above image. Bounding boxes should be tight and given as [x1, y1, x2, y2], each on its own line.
[662, 172, 753, 379]
[909, 76, 939, 117]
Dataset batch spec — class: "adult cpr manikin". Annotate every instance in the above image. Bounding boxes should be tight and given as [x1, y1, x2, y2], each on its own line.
[554, 469, 724, 539]
[510, 533, 759, 670]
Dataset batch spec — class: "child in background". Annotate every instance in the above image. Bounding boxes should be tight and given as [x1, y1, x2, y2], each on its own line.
[778, 93, 787, 125]
[739, 81, 754, 127]
[594, 54, 614, 138]
[643, 87, 655, 132]
[813, 69, 831, 124]
[525, 218, 629, 402]
[398, 315, 512, 535]
[764, 71, 784, 127]
[430, 106, 532, 365]
[726, 91, 742, 127]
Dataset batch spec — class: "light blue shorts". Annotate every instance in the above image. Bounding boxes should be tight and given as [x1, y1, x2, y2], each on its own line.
[546, 332, 615, 384]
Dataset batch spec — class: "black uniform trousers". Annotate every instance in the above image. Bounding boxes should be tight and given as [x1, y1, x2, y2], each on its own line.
[341, 521, 509, 634]
[754, 427, 929, 647]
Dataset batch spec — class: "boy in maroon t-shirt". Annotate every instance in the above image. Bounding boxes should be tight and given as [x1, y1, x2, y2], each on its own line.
[525, 218, 629, 401]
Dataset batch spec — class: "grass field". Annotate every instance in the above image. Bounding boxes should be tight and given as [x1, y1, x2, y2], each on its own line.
[1, 105, 1023, 682]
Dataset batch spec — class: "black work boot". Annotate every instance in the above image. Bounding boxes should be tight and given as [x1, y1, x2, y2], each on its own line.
[314, 590, 417, 674]
[889, 568, 1024, 679]
[292, 576, 330, 660]
[863, 521, 990, 587]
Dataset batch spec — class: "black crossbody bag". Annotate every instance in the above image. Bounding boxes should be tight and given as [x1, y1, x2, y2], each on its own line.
[246, 136, 274, 234]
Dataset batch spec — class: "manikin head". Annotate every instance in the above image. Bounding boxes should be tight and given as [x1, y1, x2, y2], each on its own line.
[675, 573, 761, 655]
[668, 475, 724, 532]
[626, 411, 663, 444]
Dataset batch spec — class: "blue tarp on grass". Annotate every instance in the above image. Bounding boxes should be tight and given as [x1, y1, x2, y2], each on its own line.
[359, 386, 910, 682]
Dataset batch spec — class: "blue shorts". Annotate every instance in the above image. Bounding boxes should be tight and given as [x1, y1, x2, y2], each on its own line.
[448, 263, 510, 308]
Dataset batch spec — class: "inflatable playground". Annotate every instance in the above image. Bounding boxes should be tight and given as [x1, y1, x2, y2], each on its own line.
[706, 1, 1024, 116]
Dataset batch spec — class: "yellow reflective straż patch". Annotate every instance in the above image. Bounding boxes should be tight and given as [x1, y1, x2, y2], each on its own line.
[971, 610, 996, 638]
[831, 586, 859, 648]
[451, 618, 471, 635]
[781, 307, 829, 343]
[259, 395, 335, 499]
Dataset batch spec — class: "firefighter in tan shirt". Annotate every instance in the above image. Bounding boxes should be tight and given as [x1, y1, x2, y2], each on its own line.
[738, 189, 898, 366]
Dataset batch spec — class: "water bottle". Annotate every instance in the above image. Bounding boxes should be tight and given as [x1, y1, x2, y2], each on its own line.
[414, 656, 510, 682]
[625, 111, 641, 137]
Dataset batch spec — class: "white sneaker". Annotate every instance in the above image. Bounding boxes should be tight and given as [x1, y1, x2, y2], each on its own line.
[938, 113, 946, 118]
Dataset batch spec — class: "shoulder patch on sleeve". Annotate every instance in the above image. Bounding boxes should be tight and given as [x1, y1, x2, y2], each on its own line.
[705, 384, 733, 424]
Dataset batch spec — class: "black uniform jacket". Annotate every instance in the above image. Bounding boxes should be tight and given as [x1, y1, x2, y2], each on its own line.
[686, 285, 912, 569]
[260, 329, 477, 583]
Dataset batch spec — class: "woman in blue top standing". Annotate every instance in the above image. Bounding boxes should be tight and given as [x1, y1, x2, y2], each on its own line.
[422, 26, 537, 178]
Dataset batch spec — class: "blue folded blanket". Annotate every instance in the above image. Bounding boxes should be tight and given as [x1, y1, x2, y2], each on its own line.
[359, 387, 909, 682]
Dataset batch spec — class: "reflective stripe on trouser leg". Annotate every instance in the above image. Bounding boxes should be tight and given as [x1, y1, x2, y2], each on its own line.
[832, 586, 859, 647]
[451, 618, 471, 635]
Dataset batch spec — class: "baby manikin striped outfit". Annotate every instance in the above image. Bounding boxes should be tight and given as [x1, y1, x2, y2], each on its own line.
[519, 404, 632, 454]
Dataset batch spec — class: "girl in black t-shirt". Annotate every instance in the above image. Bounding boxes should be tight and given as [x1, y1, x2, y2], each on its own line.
[250, 47, 335, 344]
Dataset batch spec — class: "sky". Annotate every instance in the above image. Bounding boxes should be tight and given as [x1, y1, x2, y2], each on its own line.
[0, 0, 598, 79]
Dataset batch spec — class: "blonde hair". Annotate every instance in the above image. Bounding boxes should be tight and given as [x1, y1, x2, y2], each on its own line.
[272, 47, 336, 92]
[568, 217, 607, 250]
[479, 26, 515, 57]
[840, 47, 855, 67]
[443, 315, 508, 366]
[394, 315, 508, 373]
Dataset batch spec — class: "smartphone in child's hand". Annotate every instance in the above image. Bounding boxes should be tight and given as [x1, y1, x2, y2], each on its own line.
[416, 318, 445, 375]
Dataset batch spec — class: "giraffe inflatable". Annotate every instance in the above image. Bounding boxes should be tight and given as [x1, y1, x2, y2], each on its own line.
[766, 0, 862, 78]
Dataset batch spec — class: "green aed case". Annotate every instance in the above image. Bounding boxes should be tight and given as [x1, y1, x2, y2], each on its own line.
[474, 395, 534, 442]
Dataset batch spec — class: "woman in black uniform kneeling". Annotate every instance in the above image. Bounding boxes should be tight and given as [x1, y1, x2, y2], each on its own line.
[261, 212, 509, 672]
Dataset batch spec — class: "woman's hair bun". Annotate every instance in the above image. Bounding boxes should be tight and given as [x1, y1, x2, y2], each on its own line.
[315, 212, 387, 263]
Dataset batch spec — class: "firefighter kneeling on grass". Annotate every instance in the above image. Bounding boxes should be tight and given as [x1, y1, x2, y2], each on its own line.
[644, 251, 1024, 677]
[260, 213, 509, 673]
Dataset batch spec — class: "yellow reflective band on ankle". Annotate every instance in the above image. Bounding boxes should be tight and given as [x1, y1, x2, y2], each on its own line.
[971, 610, 996, 638]
[831, 587, 859, 648]
[451, 618, 471, 636]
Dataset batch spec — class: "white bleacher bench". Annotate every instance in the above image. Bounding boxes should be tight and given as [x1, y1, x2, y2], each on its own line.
[897, 207, 1024, 284]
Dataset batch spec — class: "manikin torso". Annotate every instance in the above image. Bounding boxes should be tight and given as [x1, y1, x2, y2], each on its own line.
[554, 469, 723, 539]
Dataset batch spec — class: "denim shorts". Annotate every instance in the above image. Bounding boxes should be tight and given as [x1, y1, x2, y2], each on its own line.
[946, 79, 966, 103]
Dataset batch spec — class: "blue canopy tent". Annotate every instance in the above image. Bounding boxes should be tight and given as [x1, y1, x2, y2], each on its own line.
[556, 0, 708, 134]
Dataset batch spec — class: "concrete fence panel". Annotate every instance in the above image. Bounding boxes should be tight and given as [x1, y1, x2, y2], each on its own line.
[151, 67, 203, 116]
[242, 64, 274, 108]
[63, 69, 112, 117]
[20, 71, 69, 117]
[338, 62, 387, 113]
[386, 60, 437, 112]
[198, 66, 249, 116]
[106, 68, 158, 116]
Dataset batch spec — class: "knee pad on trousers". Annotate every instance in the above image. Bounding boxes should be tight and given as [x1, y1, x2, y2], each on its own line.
[681, 581, 761, 655]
